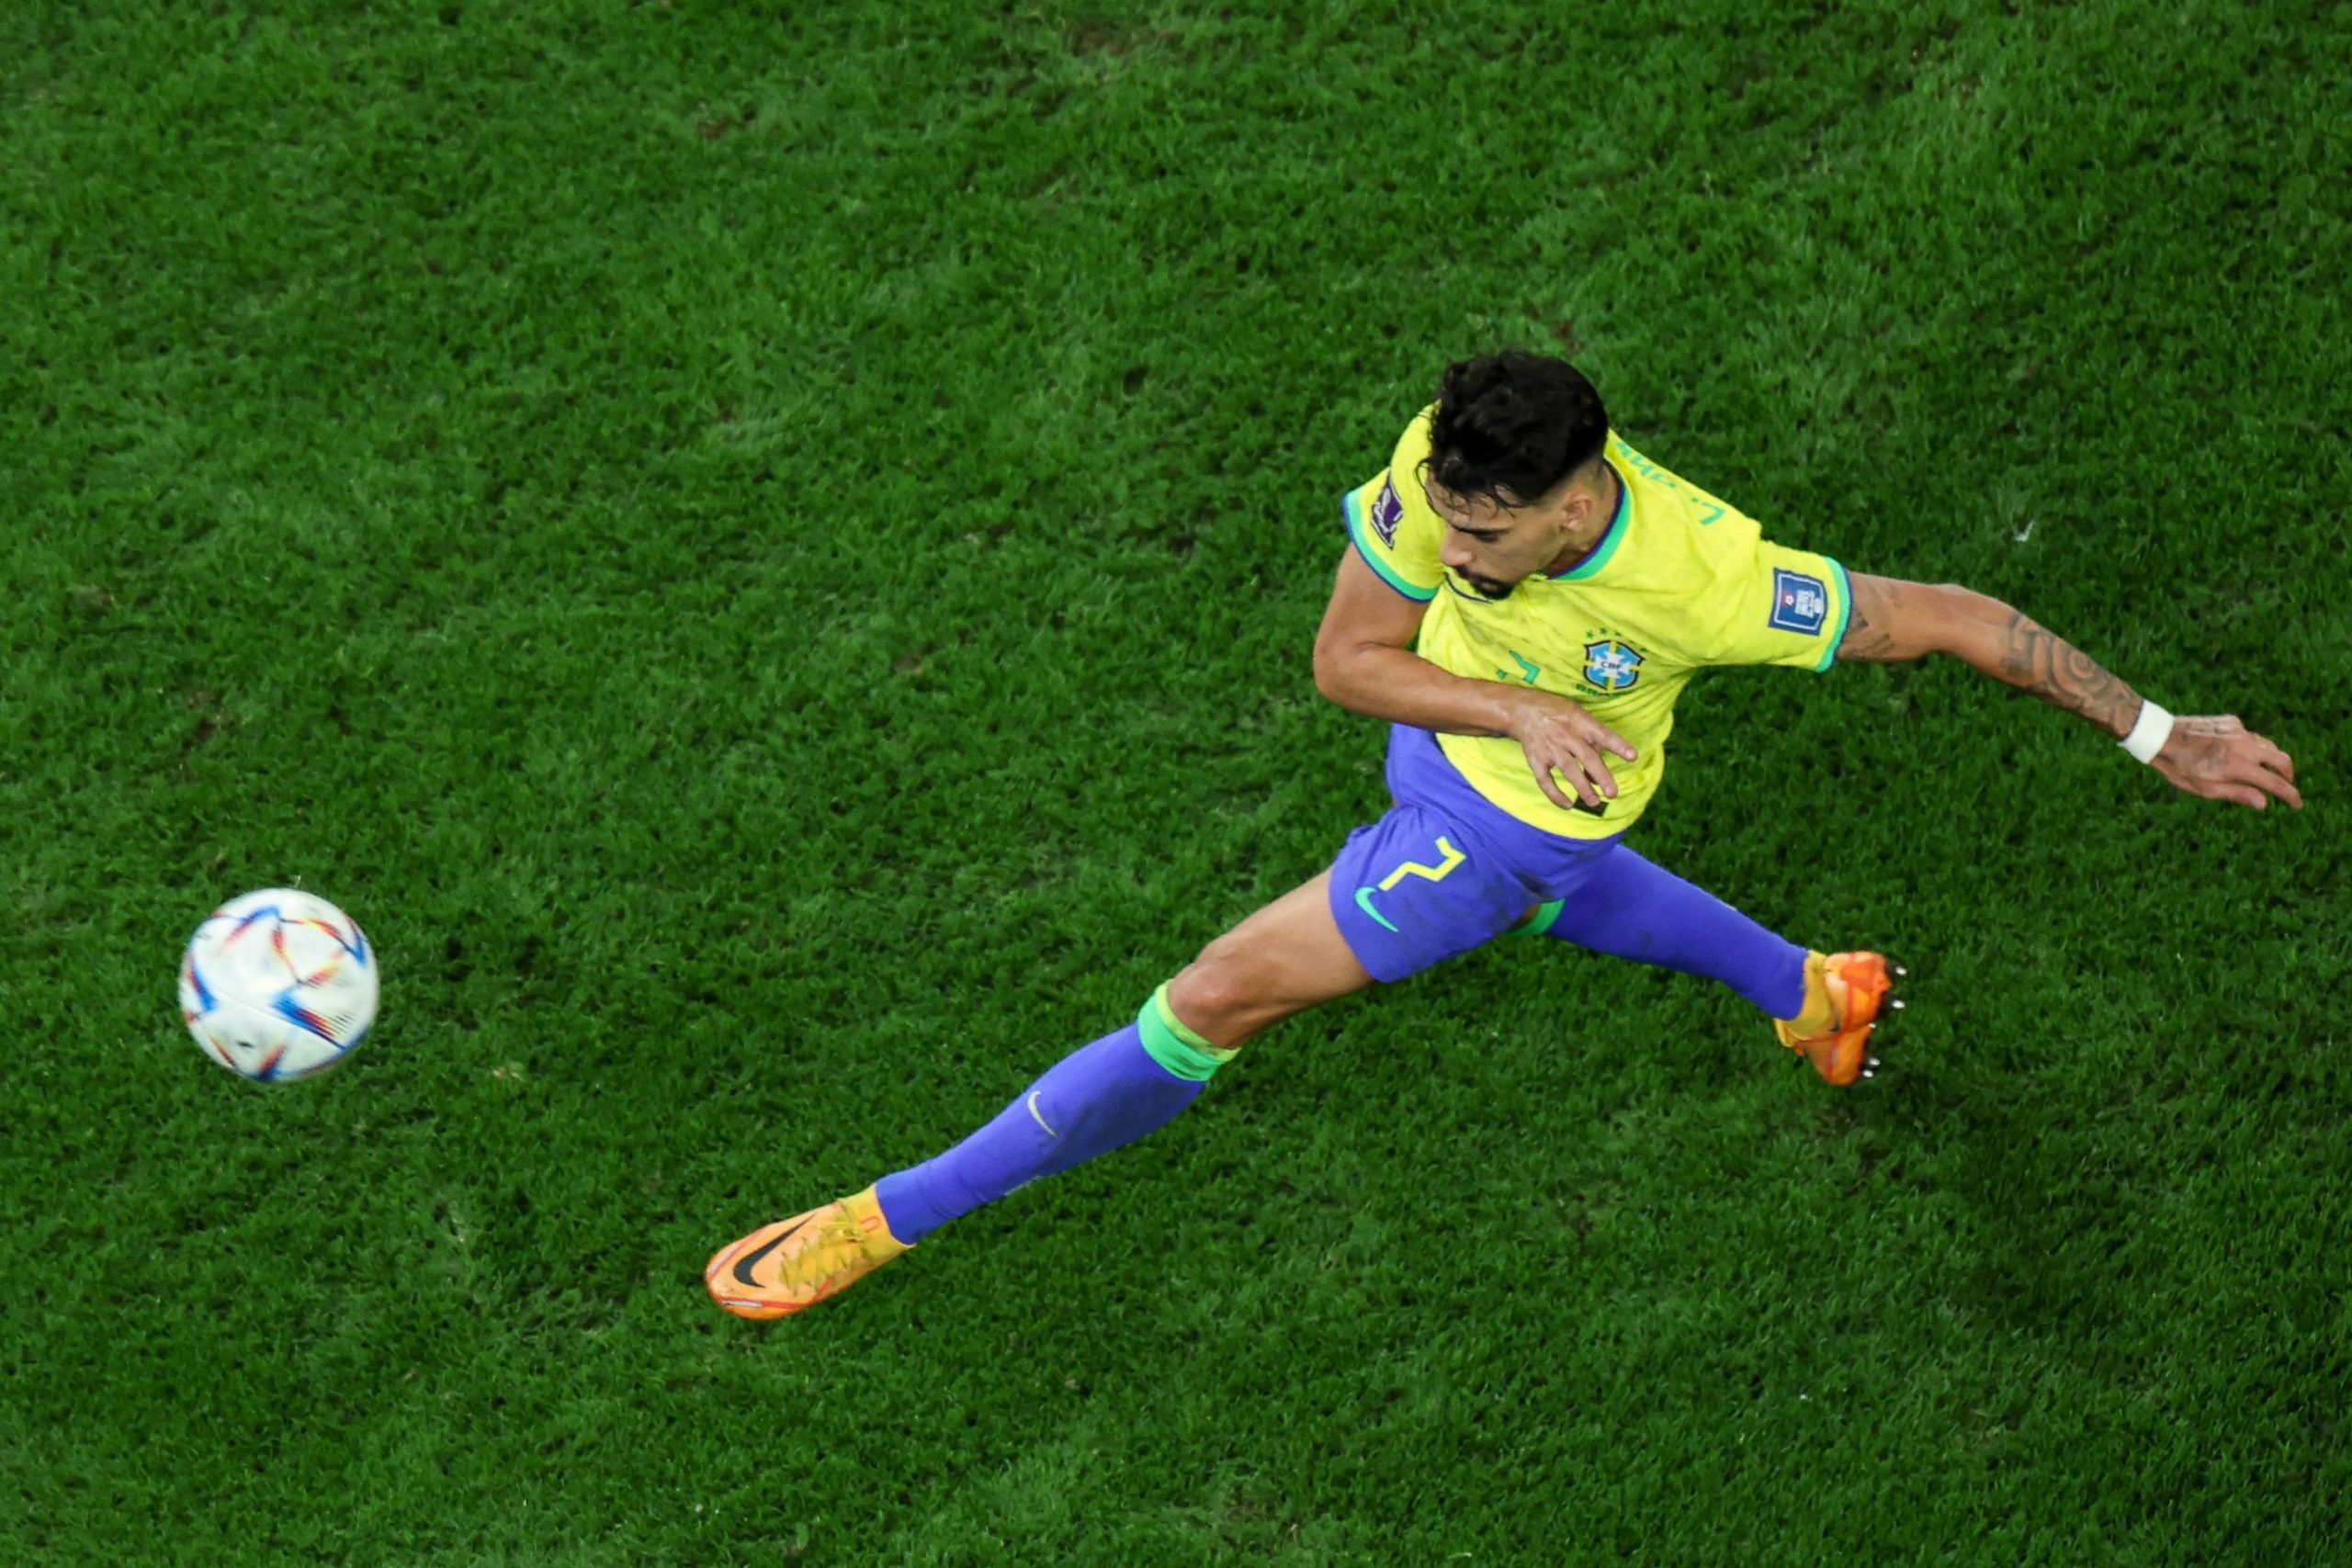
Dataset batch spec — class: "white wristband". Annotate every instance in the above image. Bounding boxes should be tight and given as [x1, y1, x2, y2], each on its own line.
[2120, 699, 2174, 764]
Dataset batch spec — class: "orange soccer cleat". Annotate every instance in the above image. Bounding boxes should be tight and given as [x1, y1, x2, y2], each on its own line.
[705, 1185, 910, 1320]
[1774, 951, 1903, 1086]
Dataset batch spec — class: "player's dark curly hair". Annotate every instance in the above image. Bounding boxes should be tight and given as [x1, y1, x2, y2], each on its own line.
[1423, 351, 1611, 508]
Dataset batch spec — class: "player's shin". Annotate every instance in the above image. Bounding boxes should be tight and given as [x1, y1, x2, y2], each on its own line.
[1517, 844, 1809, 1018]
[1512, 845, 1897, 1084]
[872, 986, 1236, 1244]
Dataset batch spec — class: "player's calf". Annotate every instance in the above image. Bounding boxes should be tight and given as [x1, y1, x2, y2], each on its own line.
[703, 873, 1383, 1321]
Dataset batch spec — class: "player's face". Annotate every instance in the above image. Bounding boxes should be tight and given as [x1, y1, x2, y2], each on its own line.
[1422, 471, 1588, 600]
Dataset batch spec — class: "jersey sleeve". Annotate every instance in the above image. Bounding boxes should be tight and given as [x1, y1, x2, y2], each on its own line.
[1692, 537, 1854, 672]
[1340, 470, 1442, 602]
[1340, 416, 1447, 603]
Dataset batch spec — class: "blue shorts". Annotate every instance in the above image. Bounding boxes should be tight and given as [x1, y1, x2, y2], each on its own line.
[1329, 726, 1624, 984]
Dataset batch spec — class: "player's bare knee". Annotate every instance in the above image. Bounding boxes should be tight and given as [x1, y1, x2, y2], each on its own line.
[1165, 948, 1268, 1043]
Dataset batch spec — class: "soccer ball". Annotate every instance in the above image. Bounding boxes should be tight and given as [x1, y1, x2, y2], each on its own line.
[178, 888, 379, 1081]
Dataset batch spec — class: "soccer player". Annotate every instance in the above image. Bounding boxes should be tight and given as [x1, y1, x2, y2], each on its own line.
[707, 351, 2301, 1318]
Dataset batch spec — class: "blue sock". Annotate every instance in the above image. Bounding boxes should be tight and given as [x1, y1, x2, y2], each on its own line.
[1526, 844, 1808, 1018]
[874, 1018, 1210, 1245]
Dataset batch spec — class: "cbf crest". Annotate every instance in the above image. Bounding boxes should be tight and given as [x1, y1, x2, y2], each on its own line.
[1581, 636, 1645, 694]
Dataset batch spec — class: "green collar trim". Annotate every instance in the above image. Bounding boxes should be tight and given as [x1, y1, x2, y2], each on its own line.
[1550, 462, 1630, 583]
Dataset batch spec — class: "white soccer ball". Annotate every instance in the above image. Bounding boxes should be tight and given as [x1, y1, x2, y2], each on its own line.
[177, 888, 379, 1081]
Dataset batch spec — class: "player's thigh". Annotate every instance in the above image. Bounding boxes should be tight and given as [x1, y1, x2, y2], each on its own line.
[1167, 870, 1374, 1049]
[1325, 801, 1530, 987]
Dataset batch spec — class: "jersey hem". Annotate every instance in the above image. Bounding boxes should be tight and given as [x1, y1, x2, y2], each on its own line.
[1432, 730, 1649, 842]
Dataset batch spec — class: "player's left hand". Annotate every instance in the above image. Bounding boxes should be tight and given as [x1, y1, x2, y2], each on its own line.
[2152, 715, 2301, 810]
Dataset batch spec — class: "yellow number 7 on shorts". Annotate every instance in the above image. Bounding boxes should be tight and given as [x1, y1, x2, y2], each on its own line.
[1351, 836, 1466, 933]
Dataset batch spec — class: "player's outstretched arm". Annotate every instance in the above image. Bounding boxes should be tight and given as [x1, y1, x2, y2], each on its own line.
[1838, 573, 2301, 811]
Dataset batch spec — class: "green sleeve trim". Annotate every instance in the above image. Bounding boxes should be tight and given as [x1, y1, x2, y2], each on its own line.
[1138, 983, 1237, 1083]
[1341, 490, 1438, 603]
[1815, 559, 1853, 672]
[1504, 899, 1566, 939]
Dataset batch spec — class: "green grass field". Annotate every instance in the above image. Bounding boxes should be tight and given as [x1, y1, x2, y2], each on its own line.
[5, 1, 2347, 1561]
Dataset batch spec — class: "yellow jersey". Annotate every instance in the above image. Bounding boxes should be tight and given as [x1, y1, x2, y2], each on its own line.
[1340, 409, 1851, 838]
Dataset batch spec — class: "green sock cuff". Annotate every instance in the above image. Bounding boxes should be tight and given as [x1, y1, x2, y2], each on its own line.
[1137, 983, 1238, 1083]
[1506, 899, 1566, 939]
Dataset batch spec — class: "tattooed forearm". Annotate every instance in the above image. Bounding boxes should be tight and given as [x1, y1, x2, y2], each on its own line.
[1991, 611, 2142, 738]
[1838, 577, 2149, 737]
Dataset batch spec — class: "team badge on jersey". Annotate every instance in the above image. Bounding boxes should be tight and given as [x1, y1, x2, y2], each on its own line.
[1369, 477, 1404, 547]
[1769, 569, 1830, 634]
[1581, 637, 1644, 694]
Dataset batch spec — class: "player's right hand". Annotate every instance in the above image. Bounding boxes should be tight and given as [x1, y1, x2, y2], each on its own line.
[1506, 689, 1637, 813]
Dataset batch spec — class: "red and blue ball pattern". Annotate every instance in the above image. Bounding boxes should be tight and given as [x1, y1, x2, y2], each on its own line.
[178, 888, 379, 1082]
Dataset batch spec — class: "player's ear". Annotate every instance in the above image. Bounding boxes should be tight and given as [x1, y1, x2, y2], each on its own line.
[1563, 471, 1599, 529]
[1563, 459, 1604, 526]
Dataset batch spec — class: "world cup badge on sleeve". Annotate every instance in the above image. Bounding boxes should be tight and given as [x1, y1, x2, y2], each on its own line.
[1769, 569, 1829, 635]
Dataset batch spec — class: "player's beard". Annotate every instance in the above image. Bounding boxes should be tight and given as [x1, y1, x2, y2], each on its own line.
[1464, 570, 1519, 600]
